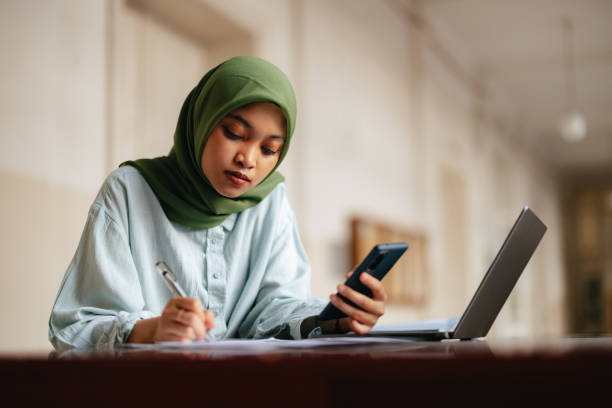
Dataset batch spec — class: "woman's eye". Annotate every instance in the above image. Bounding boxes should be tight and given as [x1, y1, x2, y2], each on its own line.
[222, 126, 242, 140]
[261, 146, 278, 156]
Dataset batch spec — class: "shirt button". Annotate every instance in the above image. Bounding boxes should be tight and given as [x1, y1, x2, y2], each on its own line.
[213, 273, 219, 279]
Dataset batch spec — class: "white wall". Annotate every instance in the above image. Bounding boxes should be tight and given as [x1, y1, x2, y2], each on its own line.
[291, 0, 566, 337]
[0, 0, 566, 352]
[0, 0, 106, 191]
[0, 0, 106, 352]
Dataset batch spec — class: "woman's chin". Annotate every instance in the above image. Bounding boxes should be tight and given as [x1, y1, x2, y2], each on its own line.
[216, 185, 248, 198]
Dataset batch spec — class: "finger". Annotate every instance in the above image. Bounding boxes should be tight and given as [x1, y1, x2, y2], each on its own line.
[155, 332, 188, 343]
[185, 311, 207, 340]
[161, 303, 179, 322]
[348, 318, 372, 335]
[173, 297, 205, 313]
[174, 309, 206, 339]
[156, 329, 195, 343]
[162, 321, 197, 341]
[359, 273, 388, 302]
[166, 335, 189, 343]
[337, 283, 385, 317]
[345, 264, 358, 279]
[204, 310, 216, 329]
[174, 308, 184, 323]
[329, 294, 378, 327]
[167, 320, 195, 338]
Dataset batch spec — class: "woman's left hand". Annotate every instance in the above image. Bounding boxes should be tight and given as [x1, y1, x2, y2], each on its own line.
[328, 270, 388, 335]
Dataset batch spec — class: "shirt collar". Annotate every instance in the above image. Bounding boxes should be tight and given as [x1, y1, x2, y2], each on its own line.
[221, 213, 237, 232]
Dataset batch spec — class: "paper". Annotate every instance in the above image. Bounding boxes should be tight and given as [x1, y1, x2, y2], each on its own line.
[158, 336, 414, 350]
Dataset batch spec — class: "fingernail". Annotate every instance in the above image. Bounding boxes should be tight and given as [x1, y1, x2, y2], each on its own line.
[337, 284, 345, 293]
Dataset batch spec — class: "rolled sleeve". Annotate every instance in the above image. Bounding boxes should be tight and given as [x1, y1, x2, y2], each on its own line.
[49, 203, 150, 350]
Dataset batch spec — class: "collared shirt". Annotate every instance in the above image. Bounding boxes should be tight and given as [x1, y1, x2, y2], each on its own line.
[48, 166, 326, 350]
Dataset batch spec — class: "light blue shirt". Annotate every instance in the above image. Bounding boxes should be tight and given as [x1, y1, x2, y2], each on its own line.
[49, 166, 326, 350]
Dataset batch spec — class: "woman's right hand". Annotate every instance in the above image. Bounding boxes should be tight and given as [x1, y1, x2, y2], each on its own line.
[153, 297, 216, 342]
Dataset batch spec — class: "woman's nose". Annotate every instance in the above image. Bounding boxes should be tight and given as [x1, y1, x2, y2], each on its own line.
[235, 146, 256, 168]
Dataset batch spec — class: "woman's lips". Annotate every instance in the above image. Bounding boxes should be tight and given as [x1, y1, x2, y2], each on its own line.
[225, 171, 250, 186]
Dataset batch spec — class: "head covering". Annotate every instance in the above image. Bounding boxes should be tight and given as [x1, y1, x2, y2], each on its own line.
[121, 56, 297, 229]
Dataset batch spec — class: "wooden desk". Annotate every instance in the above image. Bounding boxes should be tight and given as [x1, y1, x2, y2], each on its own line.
[2, 338, 611, 406]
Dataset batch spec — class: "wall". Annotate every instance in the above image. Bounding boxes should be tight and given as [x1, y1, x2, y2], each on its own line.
[0, 0, 566, 352]
[291, 0, 566, 337]
[0, 0, 106, 351]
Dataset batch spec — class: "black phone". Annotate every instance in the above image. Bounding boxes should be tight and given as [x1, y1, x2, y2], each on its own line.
[318, 242, 409, 321]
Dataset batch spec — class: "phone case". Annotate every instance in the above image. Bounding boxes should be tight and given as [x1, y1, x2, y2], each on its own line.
[318, 242, 408, 321]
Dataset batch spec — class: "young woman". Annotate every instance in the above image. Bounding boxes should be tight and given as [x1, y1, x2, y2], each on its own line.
[49, 56, 387, 350]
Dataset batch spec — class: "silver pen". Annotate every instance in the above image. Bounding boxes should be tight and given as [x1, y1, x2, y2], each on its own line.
[156, 261, 213, 341]
[156, 261, 187, 297]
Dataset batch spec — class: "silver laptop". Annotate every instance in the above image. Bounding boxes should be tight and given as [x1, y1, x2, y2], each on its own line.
[325, 206, 547, 340]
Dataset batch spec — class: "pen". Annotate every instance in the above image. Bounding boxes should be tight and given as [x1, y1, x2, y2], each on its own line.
[156, 261, 187, 297]
[155, 261, 213, 341]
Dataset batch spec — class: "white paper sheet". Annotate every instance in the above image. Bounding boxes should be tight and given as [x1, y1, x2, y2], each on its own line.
[157, 336, 415, 350]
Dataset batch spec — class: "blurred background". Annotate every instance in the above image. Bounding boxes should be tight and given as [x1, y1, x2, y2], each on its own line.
[1, 0, 611, 352]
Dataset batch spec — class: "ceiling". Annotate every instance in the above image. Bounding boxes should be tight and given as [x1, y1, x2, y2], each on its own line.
[419, 0, 612, 176]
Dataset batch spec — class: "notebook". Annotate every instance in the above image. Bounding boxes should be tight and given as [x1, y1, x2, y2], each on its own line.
[316, 206, 547, 340]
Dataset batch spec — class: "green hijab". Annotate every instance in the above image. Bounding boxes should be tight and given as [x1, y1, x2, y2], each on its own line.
[121, 56, 297, 229]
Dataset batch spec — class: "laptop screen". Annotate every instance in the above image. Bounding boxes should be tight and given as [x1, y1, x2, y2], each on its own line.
[452, 206, 547, 339]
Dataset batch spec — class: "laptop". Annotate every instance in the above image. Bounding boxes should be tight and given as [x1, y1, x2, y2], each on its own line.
[319, 206, 547, 340]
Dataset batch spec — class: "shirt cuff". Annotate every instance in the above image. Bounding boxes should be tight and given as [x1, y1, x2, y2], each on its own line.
[299, 315, 319, 338]
[116, 310, 156, 345]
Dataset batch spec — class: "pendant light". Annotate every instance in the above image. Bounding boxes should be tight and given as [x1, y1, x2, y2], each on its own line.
[558, 16, 587, 143]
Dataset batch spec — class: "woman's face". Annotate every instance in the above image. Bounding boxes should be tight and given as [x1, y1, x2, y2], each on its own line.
[201, 102, 286, 198]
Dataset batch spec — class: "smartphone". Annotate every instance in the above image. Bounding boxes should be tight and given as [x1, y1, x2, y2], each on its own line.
[318, 242, 409, 321]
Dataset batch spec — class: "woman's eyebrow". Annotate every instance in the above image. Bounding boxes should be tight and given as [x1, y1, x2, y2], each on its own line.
[227, 113, 286, 140]
[227, 113, 251, 128]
